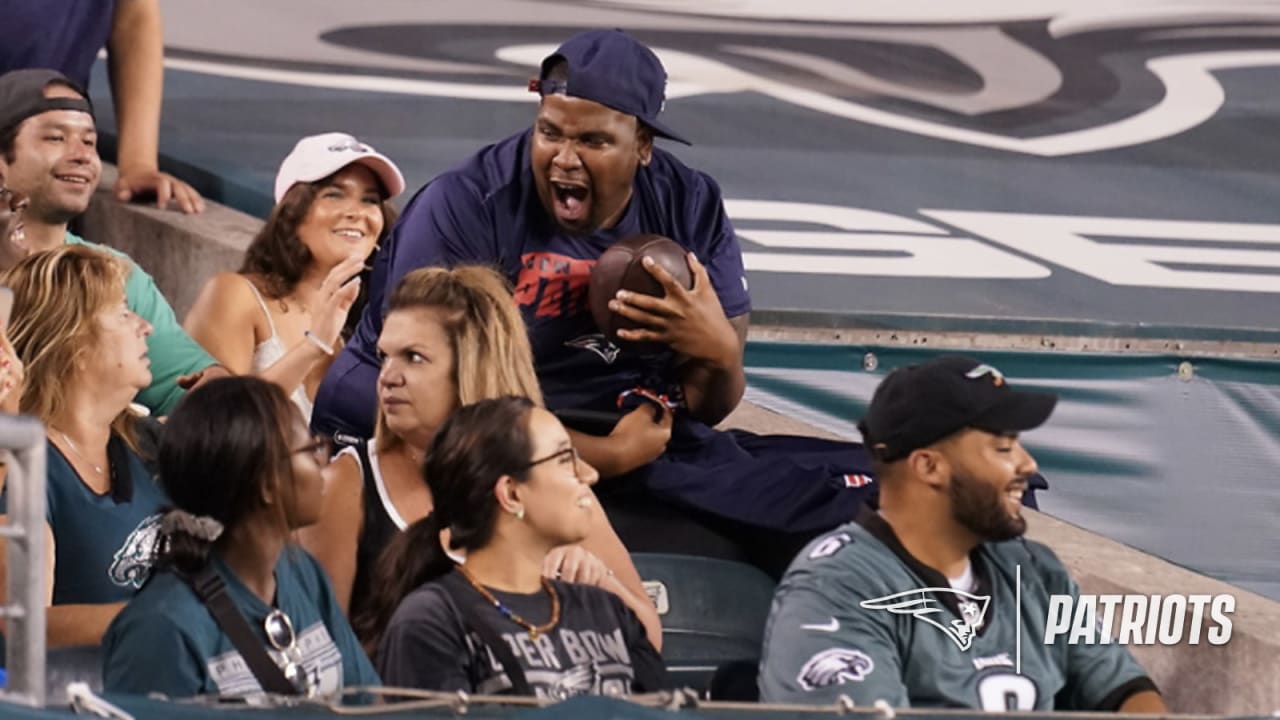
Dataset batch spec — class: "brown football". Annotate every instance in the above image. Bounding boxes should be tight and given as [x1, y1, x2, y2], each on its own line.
[588, 234, 693, 351]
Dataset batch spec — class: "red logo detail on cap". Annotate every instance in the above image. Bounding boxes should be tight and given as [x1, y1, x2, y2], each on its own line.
[528, 79, 541, 93]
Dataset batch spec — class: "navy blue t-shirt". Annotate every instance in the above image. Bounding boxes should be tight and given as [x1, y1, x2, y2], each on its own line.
[315, 129, 750, 437]
[0, 0, 116, 89]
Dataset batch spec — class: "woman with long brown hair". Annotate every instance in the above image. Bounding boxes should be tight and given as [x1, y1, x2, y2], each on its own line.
[368, 396, 666, 697]
[185, 133, 403, 422]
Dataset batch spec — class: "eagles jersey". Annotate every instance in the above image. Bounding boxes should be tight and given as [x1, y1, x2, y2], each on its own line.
[758, 508, 1157, 710]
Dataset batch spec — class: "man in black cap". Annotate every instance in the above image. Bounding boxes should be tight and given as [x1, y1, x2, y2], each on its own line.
[315, 28, 879, 575]
[0, 68, 225, 414]
[758, 355, 1166, 712]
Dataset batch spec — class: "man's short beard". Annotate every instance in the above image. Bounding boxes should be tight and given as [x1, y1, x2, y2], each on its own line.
[949, 467, 1027, 542]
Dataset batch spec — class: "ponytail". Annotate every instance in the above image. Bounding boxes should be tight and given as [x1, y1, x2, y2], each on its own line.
[150, 509, 225, 581]
[353, 511, 455, 655]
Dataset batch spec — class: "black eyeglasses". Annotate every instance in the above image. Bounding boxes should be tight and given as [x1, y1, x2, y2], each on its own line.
[524, 446, 582, 470]
[264, 609, 315, 696]
[292, 436, 334, 466]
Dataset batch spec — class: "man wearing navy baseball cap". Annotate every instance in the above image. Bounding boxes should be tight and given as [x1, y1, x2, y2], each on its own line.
[760, 355, 1166, 712]
[316, 29, 882, 578]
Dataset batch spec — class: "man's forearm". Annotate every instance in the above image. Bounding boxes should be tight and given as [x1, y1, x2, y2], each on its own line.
[107, 0, 165, 173]
[680, 359, 745, 426]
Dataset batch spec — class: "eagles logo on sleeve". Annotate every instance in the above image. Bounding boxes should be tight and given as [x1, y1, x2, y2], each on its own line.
[797, 648, 874, 690]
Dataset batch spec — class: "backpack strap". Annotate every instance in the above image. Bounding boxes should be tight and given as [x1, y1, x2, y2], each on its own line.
[438, 570, 533, 695]
[185, 565, 299, 696]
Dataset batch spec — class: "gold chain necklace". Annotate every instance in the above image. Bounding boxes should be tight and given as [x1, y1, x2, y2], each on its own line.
[456, 565, 560, 640]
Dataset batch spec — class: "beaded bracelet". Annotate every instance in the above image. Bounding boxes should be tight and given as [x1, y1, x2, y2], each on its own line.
[304, 331, 335, 357]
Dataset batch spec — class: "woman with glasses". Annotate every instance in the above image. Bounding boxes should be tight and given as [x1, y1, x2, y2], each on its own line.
[101, 376, 378, 699]
[0, 245, 161, 647]
[366, 396, 666, 697]
[299, 266, 660, 649]
[0, 167, 27, 414]
[184, 133, 403, 423]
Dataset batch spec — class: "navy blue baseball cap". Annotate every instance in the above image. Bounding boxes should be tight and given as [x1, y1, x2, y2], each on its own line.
[533, 28, 690, 145]
[858, 355, 1058, 463]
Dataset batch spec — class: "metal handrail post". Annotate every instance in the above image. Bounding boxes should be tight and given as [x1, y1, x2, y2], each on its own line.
[0, 414, 47, 707]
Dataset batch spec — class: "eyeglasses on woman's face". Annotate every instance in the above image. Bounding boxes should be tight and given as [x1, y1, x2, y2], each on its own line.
[291, 436, 334, 466]
[0, 187, 28, 213]
[263, 608, 316, 696]
[523, 446, 586, 475]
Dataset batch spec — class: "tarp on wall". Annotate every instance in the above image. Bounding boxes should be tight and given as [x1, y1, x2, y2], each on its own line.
[741, 343, 1280, 601]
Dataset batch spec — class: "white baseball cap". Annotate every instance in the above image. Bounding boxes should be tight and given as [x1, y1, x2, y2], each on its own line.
[273, 132, 406, 203]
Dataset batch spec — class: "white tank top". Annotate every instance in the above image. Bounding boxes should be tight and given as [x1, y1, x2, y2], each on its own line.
[242, 277, 315, 423]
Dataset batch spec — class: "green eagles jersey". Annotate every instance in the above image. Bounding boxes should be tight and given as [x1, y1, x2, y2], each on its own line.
[758, 509, 1156, 710]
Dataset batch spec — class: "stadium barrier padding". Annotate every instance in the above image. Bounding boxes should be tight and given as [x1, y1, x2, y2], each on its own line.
[56, 166, 1280, 715]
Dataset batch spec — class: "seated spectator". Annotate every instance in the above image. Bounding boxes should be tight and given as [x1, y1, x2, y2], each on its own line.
[299, 266, 660, 648]
[758, 356, 1167, 712]
[315, 29, 950, 578]
[364, 396, 667, 698]
[0, 162, 28, 266]
[184, 133, 403, 423]
[1, 0, 205, 213]
[0, 68, 226, 415]
[102, 376, 378, 699]
[0, 244, 165, 647]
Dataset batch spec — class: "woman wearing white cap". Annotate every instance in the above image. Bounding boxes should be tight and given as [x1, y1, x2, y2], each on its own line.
[185, 133, 405, 422]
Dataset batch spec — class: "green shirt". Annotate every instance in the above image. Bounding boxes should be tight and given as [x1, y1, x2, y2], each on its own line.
[102, 548, 380, 699]
[65, 233, 215, 414]
[759, 509, 1156, 710]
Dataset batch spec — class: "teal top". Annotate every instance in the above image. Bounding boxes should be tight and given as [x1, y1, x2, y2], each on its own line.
[102, 547, 379, 699]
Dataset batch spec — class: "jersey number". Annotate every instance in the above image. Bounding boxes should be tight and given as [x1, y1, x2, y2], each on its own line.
[977, 673, 1038, 711]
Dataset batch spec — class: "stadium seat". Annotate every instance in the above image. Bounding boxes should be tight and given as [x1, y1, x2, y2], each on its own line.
[631, 553, 776, 699]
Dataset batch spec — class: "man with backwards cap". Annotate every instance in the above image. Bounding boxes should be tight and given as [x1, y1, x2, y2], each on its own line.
[0, 68, 225, 414]
[314, 29, 884, 575]
[758, 356, 1166, 712]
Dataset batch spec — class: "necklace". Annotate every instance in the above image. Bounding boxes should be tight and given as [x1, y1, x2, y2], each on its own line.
[59, 431, 104, 475]
[456, 565, 560, 640]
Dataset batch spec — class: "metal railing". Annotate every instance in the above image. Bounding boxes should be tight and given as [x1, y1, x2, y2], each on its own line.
[0, 413, 47, 707]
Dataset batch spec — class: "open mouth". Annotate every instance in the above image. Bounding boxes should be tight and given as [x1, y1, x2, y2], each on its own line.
[333, 229, 366, 242]
[55, 174, 93, 187]
[551, 181, 589, 223]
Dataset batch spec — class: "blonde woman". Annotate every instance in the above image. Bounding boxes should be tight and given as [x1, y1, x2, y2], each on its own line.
[0, 244, 163, 646]
[184, 133, 403, 422]
[299, 266, 661, 649]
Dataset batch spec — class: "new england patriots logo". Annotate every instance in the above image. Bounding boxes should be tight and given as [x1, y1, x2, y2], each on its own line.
[861, 588, 990, 651]
[565, 334, 622, 365]
[547, 662, 602, 701]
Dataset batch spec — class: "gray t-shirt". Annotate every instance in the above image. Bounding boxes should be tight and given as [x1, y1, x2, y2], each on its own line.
[377, 571, 667, 699]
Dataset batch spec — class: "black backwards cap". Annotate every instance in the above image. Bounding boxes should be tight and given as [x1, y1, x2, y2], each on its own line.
[857, 355, 1058, 463]
[0, 69, 94, 135]
[529, 28, 690, 145]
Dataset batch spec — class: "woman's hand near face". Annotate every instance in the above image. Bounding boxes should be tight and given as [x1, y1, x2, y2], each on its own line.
[543, 545, 612, 588]
[309, 254, 365, 348]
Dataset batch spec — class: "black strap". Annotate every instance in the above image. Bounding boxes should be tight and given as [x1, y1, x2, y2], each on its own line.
[185, 565, 299, 696]
[439, 571, 533, 695]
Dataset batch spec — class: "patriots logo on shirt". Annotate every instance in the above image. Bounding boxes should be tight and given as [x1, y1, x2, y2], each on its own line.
[565, 334, 622, 364]
[860, 588, 990, 651]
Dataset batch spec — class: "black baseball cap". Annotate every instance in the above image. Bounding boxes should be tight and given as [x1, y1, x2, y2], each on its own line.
[531, 28, 690, 145]
[0, 69, 94, 136]
[857, 355, 1058, 463]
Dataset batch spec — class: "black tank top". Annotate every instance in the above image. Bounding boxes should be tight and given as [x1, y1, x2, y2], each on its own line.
[350, 440, 402, 623]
